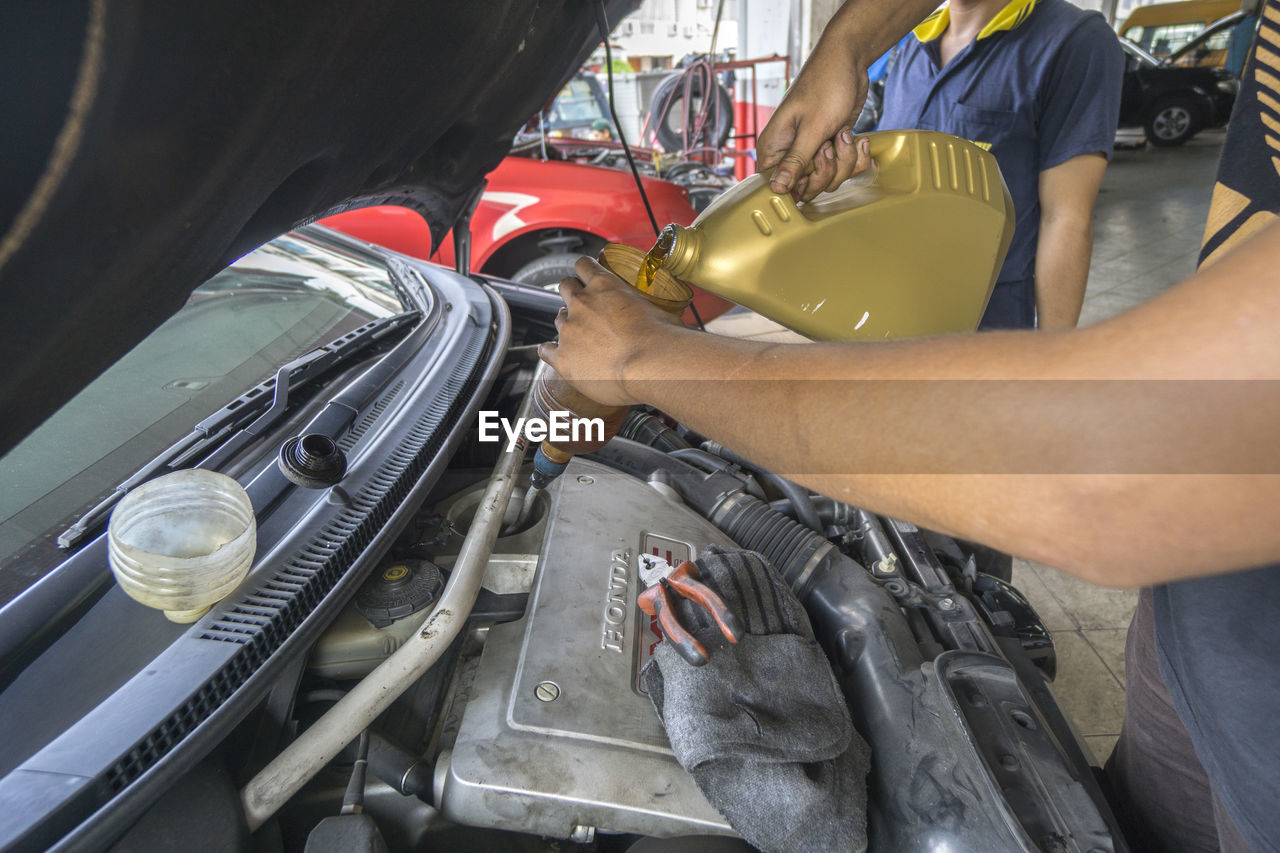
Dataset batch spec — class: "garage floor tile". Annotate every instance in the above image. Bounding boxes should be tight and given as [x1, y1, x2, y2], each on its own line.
[1078, 292, 1147, 327]
[744, 329, 810, 344]
[1085, 734, 1120, 767]
[1047, 630, 1126, 736]
[1032, 564, 1138, 630]
[1084, 628, 1129, 685]
[1011, 559, 1076, 631]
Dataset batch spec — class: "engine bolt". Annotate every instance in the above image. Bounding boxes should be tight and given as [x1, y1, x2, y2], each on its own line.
[939, 597, 956, 610]
[535, 681, 561, 702]
[577, 475, 594, 485]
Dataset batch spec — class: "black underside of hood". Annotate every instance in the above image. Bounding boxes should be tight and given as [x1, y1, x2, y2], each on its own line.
[0, 0, 633, 457]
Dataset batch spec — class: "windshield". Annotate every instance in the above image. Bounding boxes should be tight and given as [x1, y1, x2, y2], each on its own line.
[0, 230, 402, 606]
[1166, 13, 1241, 65]
[546, 76, 609, 136]
[1125, 21, 1207, 55]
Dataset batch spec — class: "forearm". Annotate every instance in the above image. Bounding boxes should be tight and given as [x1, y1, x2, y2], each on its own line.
[623, 329, 1095, 552]
[545, 225, 1280, 586]
[815, 0, 941, 68]
[1034, 154, 1108, 329]
[757, 0, 938, 196]
[619, 263, 1280, 586]
[1035, 214, 1093, 329]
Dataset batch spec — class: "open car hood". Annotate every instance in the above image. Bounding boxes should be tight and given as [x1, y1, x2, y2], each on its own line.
[0, 1, 632, 457]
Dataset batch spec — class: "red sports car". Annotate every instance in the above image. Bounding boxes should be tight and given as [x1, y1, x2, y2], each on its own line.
[322, 155, 732, 321]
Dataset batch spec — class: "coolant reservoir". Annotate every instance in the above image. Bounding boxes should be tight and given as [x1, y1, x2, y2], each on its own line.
[654, 129, 1015, 340]
[107, 469, 256, 623]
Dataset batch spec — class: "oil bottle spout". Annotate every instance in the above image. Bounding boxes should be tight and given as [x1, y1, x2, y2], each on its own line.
[658, 224, 700, 280]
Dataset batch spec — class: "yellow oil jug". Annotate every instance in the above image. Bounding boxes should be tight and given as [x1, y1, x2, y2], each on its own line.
[651, 130, 1015, 341]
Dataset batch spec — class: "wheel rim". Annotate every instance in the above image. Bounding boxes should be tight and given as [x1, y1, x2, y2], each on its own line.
[1152, 105, 1191, 140]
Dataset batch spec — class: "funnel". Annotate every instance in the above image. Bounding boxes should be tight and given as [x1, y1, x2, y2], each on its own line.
[107, 469, 257, 622]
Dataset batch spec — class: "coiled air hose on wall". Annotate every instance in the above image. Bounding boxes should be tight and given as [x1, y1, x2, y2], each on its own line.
[647, 63, 734, 155]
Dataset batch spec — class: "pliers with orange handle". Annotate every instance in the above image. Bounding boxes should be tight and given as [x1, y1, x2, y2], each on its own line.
[638, 555, 742, 666]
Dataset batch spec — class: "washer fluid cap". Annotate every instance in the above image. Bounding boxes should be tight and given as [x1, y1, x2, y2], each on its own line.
[278, 432, 347, 488]
[356, 560, 444, 628]
[107, 469, 256, 623]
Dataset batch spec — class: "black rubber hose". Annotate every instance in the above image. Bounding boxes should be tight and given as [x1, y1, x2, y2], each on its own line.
[713, 493, 834, 595]
[590, 439, 747, 512]
[768, 496, 854, 527]
[666, 448, 766, 500]
[619, 410, 691, 453]
[762, 479, 825, 535]
[340, 730, 370, 815]
[595, 438, 869, 598]
[594, 438, 841, 596]
[366, 734, 434, 800]
[302, 692, 434, 801]
[670, 447, 739, 475]
[703, 443, 825, 535]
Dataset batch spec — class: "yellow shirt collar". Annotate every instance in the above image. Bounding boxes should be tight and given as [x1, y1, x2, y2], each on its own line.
[913, 0, 1038, 42]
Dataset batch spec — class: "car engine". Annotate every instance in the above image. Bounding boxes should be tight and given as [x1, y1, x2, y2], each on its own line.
[279, 392, 1126, 852]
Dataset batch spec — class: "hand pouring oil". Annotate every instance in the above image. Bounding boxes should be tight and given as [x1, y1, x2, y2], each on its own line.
[651, 129, 1015, 341]
[523, 243, 692, 498]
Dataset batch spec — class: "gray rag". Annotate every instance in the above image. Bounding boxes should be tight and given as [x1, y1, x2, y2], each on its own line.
[641, 546, 870, 853]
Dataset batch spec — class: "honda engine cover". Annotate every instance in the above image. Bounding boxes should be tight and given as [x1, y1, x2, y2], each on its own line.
[441, 458, 737, 839]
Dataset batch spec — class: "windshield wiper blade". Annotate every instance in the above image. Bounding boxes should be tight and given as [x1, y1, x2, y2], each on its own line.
[56, 309, 420, 550]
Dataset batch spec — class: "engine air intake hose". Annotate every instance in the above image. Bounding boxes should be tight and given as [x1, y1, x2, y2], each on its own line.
[591, 439, 828, 592]
[592, 438, 840, 596]
[703, 441, 824, 535]
[768, 496, 855, 528]
[619, 410, 691, 453]
[711, 492, 833, 598]
[589, 437, 1117, 851]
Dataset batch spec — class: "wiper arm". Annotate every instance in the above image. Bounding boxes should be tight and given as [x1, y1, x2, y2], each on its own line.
[386, 258, 419, 309]
[57, 309, 419, 549]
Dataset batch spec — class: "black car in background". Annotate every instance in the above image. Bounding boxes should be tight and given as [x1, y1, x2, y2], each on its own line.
[1119, 13, 1243, 146]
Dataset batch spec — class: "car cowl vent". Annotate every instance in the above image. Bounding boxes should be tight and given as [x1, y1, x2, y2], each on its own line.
[109, 332, 488, 793]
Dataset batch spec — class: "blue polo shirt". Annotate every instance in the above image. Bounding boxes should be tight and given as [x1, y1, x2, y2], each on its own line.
[879, 0, 1123, 328]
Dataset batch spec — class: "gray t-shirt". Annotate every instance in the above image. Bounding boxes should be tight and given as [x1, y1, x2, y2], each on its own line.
[1154, 567, 1280, 850]
[1155, 12, 1280, 846]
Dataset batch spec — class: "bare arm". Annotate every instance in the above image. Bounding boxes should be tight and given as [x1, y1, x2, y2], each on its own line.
[755, 0, 939, 198]
[541, 224, 1280, 588]
[1035, 154, 1107, 329]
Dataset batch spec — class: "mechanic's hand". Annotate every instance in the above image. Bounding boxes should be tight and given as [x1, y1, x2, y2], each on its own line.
[538, 256, 685, 406]
[756, 43, 874, 202]
[800, 130, 873, 203]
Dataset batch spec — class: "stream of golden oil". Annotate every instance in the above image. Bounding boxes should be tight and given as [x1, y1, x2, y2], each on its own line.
[635, 229, 674, 293]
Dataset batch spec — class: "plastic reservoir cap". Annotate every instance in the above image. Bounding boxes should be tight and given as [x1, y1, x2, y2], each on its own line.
[355, 560, 444, 628]
[107, 469, 256, 623]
